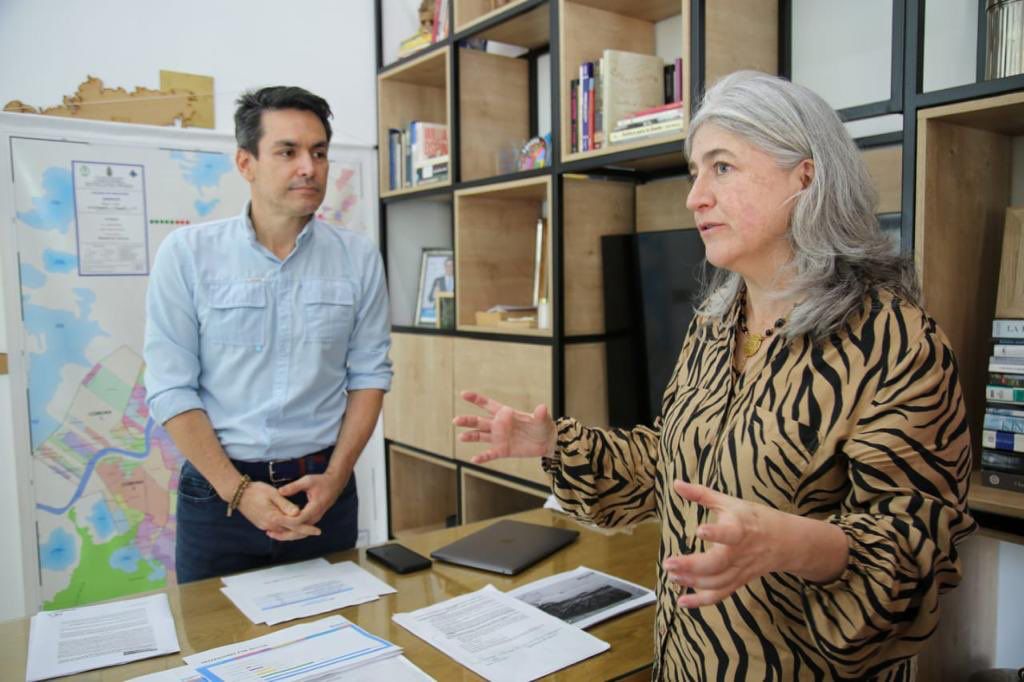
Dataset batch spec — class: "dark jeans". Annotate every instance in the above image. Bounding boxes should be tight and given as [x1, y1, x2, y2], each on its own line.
[175, 460, 358, 584]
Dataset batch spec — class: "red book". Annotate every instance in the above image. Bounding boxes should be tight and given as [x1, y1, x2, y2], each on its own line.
[625, 101, 682, 119]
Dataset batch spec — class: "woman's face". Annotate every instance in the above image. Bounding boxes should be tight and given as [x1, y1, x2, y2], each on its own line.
[686, 124, 811, 284]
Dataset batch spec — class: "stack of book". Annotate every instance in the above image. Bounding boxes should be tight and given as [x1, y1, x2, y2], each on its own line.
[981, 318, 1024, 493]
[609, 101, 683, 144]
[397, 0, 450, 59]
[569, 50, 683, 154]
[387, 121, 449, 191]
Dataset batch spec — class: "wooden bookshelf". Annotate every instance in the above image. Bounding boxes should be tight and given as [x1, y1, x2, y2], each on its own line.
[969, 472, 1024, 520]
[915, 90, 1024, 465]
[558, 0, 777, 164]
[452, 337, 552, 485]
[378, 48, 452, 199]
[388, 445, 458, 535]
[454, 176, 553, 336]
[383, 332, 455, 457]
[461, 468, 547, 523]
[455, 0, 549, 44]
[459, 48, 531, 182]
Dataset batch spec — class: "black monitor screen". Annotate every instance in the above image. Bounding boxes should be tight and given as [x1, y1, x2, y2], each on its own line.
[635, 229, 706, 418]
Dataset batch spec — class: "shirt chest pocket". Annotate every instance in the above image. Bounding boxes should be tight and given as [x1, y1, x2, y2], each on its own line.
[204, 281, 267, 347]
[302, 280, 355, 343]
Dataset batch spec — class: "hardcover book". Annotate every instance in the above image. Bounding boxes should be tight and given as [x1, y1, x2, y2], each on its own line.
[600, 49, 665, 146]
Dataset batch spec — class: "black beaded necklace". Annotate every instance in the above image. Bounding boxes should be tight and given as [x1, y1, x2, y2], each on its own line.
[737, 290, 786, 358]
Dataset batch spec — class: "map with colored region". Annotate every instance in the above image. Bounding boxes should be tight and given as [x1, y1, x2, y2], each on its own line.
[10, 135, 372, 608]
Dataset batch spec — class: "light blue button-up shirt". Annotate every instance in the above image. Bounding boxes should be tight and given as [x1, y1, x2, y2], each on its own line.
[144, 204, 392, 462]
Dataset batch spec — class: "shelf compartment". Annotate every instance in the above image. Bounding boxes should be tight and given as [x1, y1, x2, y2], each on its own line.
[558, 0, 778, 165]
[563, 175, 635, 335]
[915, 90, 1024, 462]
[455, 176, 553, 336]
[461, 468, 547, 524]
[378, 47, 452, 199]
[456, 0, 551, 49]
[388, 445, 458, 535]
[558, 0, 688, 163]
[459, 48, 531, 183]
[453, 337, 552, 485]
[968, 472, 1024, 521]
[384, 333, 455, 458]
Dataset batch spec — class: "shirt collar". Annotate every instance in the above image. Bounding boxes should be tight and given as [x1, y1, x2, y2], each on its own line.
[240, 201, 317, 257]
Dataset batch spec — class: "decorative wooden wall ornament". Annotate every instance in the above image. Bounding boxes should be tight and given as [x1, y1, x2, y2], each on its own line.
[995, 207, 1024, 318]
[159, 70, 214, 128]
[3, 75, 208, 127]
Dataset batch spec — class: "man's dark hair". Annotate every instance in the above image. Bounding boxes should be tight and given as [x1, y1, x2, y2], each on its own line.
[234, 86, 333, 157]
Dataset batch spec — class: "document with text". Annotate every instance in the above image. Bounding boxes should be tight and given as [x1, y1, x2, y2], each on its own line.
[392, 584, 609, 682]
[182, 615, 431, 681]
[220, 557, 395, 625]
[25, 593, 180, 682]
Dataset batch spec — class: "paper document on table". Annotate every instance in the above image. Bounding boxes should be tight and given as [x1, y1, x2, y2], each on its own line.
[220, 557, 393, 625]
[184, 615, 421, 681]
[392, 584, 609, 682]
[127, 665, 203, 681]
[508, 565, 655, 629]
[25, 593, 180, 682]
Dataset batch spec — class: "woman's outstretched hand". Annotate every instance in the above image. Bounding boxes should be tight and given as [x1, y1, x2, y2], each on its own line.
[453, 390, 557, 464]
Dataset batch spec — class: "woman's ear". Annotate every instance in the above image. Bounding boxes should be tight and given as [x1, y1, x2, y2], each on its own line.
[798, 158, 815, 189]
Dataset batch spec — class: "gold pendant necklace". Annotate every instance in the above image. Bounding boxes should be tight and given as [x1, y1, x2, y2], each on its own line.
[742, 333, 764, 358]
[737, 290, 786, 359]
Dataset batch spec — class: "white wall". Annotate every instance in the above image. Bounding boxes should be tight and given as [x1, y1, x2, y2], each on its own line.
[0, 0, 377, 621]
[0, 1, 377, 145]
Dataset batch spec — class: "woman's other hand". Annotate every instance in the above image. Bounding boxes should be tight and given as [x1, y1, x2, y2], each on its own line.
[663, 480, 849, 608]
[453, 390, 556, 464]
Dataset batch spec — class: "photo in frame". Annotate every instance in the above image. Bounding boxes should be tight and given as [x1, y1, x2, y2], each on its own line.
[416, 248, 455, 326]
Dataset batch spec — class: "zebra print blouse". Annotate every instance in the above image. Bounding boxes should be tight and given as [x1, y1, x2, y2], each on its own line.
[549, 288, 976, 680]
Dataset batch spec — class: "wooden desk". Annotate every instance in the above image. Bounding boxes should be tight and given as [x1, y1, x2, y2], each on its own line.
[2, 508, 660, 680]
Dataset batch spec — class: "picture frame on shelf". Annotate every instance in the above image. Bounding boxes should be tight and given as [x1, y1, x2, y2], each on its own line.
[416, 247, 454, 327]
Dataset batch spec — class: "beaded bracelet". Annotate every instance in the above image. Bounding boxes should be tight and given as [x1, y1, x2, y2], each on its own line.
[226, 474, 251, 517]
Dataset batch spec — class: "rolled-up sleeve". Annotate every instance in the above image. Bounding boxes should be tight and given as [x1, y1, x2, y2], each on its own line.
[346, 245, 392, 392]
[144, 233, 204, 424]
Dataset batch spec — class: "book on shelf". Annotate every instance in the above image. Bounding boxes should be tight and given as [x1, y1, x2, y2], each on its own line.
[982, 447, 1024, 473]
[600, 49, 665, 148]
[985, 408, 1024, 433]
[989, 355, 1024, 374]
[398, 31, 432, 58]
[994, 344, 1024, 356]
[614, 103, 683, 131]
[987, 384, 1024, 404]
[979, 468, 1024, 493]
[982, 430, 1024, 453]
[608, 117, 684, 144]
[993, 319, 1024, 339]
[991, 372, 1024, 388]
[410, 121, 449, 186]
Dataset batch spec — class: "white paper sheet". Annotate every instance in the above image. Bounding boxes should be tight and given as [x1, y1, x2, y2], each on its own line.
[25, 593, 180, 682]
[220, 558, 395, 625]
[183, 615, 409, 682]
[508, 566, 655, 629]
[392, 585, 609, 682]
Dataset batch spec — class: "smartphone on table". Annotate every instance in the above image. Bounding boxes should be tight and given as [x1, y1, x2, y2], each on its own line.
[366, 543, 432, 574]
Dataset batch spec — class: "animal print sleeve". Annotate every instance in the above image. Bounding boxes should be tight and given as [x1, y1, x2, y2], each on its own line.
[800, 319, 976, 678]
[548, 417, 662, 528]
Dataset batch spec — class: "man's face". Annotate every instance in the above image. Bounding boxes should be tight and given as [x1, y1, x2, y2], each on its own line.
[237, 108, 329, 220]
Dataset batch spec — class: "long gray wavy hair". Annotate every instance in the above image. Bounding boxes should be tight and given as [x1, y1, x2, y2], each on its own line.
[684, 70, 920, 341]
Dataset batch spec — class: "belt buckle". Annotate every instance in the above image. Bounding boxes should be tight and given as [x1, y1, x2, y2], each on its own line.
[268, 460, 289, 484]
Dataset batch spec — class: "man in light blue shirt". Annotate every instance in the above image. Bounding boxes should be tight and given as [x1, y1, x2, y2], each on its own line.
[144, 86, 392, 583]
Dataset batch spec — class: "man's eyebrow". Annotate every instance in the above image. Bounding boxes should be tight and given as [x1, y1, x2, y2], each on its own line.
[270, 139, 328, 148]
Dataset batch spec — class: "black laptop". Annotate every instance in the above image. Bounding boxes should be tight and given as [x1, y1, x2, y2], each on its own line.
[430, 520, 579, 575]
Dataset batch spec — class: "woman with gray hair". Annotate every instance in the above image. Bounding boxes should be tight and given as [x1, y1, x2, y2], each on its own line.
[455, 70, 974, 680]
